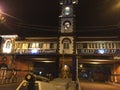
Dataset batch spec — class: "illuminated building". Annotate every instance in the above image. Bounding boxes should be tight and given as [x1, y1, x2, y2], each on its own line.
[0, 0, 120, 83]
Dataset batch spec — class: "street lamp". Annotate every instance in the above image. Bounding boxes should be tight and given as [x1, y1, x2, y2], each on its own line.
[0, 9, 6, 23]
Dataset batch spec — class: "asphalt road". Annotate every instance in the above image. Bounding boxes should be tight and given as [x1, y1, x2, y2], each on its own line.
[80, 81, 120, 90]
[0, 81, 120, 90]
[0, 83, 20, 90]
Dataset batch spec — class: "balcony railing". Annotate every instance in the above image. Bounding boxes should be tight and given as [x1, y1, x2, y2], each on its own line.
[14, 48, 57, 55]
[77, 49, 120, 55]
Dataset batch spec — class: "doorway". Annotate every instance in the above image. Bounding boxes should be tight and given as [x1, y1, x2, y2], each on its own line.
[33, 60, 59, 79]
[78, 64, 111, 82]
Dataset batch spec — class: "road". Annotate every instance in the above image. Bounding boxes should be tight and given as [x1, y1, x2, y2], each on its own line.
[0, 81, 120, 90]
[80, 81, 120, 90]
[0, 83, 20, 90]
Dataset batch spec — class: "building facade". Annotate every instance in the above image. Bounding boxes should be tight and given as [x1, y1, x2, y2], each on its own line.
[0, 0, 120, 83]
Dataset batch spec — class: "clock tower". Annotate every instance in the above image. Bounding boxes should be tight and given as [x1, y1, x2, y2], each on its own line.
[59, 0, 78, 78]
[59, 0, 78, 54]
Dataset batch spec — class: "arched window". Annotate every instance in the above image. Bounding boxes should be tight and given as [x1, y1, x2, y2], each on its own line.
[62, 38, 71, 49]
[63, 41, 69, 49]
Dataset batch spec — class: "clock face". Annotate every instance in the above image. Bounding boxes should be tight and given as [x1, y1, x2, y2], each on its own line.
[63, 6, 71, 15]
[63, 21, 71, 30]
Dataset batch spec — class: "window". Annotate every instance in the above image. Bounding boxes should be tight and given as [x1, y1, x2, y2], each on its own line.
[22, 43, 28, 49]
[109, 43, 111, 48]
[50, 43, 54, 49]
[63, 41, 69, 49]
[98, 43, 100, 48]
[77, 43, 82, 49]
[112, 43, 114, 48]
[83, 43, 87, 48]
[94, 43, 97, 48]
[39, 43, 43, 48]
[88, 43, 91, 48]
[29, 42, 40, 48]
[31, 43, 39, 48]
[102, 43, 104, 48]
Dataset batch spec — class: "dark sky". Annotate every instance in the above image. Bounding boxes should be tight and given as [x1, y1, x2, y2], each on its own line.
[77, 0, 120, 26]
[0, 0, 120, 37]
[0, 0, 59, 25]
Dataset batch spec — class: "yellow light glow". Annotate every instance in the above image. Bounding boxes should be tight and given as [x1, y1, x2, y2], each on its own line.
[40, 61, 55, 63]
[112, 1, 120, 11]
[114, 1, 120, 9]
[79, 64, 83, 68]
[0, 35, 18, 38]
[3, 40, 12, 53]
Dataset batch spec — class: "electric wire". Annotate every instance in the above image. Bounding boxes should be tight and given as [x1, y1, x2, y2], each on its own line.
[4, 15, 120, 33]
[6, 21, 59, 32]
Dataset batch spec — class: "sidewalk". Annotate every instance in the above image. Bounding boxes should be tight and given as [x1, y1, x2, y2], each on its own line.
[105, 81, 120, 86]
[79, 81, 120, 90]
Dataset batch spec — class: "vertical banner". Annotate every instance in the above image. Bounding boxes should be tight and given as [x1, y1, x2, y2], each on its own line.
[72, 55, 76, 81]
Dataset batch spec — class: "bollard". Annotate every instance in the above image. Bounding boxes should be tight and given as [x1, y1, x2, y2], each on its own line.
[25, 73, 35, 90]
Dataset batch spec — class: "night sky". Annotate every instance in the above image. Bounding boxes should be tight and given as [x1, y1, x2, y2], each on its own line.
[0, 0, 120, 37]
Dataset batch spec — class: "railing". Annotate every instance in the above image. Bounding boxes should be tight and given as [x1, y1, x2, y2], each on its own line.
[14, 48, 57, 54]
[77, 49, 120, 55]
[0, 69, 28, 85]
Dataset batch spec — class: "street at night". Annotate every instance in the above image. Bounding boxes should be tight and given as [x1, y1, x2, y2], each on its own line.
[0, 81, 120, 90]
[0, 0, 120, 90]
